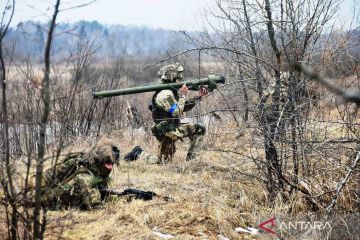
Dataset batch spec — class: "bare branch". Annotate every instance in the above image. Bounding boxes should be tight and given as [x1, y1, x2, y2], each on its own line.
[143, 46, 276, 71]
[59, 0, 96, 12]
[293, 63, 360, 105]
[326, 150, 360, 213]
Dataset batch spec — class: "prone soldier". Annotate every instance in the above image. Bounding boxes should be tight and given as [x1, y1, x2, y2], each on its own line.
[25, 137, 120, 210]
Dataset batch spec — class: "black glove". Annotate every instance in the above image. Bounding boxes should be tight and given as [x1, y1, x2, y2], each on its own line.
[112, 146, 120, 163]
[124, 146, 143, 161]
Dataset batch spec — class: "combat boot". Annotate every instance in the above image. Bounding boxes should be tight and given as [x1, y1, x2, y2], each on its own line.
[124, 146, 143, 161]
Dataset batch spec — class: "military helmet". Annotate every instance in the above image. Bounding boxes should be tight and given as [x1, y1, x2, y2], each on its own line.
[88, 137, 120, 177]
[158, 63, 184, 82]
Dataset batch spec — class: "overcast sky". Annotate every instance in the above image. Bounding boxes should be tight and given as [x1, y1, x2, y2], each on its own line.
[7, 0, 213, 30]
[3, 0, 358, 30]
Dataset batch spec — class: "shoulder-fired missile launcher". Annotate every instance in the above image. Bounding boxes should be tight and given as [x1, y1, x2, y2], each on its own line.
[93, 74, 225, 99]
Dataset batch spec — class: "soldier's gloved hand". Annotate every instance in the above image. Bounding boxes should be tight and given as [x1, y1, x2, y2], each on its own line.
[112, 146, 120, 164]
[124, 146, 143, 161]
[179, 83, 189, 97]
[199, 86, 208, 97]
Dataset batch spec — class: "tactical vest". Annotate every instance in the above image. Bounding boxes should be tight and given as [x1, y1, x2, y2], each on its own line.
[44, 152, 90, 186]
[151, 90, 180, 126]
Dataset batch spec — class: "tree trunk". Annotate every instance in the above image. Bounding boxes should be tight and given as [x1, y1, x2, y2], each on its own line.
[33, 1, 60, 238]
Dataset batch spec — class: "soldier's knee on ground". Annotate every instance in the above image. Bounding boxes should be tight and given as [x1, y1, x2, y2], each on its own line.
[138, 150, 160, 164]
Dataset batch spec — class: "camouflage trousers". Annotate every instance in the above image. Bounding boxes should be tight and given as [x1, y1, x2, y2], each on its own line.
[139, 123, 206, 164]
[42, 172, 104, 210]
[25, 172, 103, 210]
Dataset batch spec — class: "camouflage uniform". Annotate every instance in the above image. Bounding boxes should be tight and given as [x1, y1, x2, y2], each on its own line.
[34, 137, 120, 210]
[139, 63, 206, 163]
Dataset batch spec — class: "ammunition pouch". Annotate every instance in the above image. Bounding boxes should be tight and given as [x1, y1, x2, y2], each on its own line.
[151, 121, 176, 141]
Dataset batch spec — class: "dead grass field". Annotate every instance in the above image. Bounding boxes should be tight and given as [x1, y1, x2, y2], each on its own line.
[54, 141, 248, 238]
[30, 123, 356, 239]
[1, 117, 358, 239]
[1, 94, 359, 239]
[9, 128, 268, 240]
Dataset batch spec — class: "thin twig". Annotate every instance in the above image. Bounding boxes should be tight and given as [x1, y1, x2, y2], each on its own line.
[325, 150, 360, 213]
[143, 47, 276, 71]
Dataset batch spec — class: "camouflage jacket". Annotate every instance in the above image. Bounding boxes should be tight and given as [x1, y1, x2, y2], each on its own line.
[43, 152, 109, 210]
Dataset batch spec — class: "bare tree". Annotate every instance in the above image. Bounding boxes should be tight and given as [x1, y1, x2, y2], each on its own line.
[180, 0, 360, 211]
[33, 0, 61, 238]
[0, 1, 18, 239]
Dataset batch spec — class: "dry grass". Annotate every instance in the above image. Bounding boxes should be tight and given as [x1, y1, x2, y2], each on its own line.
[30, 128, 269, 240]
[1, 102, 359, 239]
[33, 122, 356, 239]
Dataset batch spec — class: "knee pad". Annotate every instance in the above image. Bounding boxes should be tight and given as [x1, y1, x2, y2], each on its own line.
[194, 123, 206, 135]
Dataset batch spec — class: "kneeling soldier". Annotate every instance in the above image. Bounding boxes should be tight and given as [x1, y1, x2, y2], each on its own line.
[125, 63, 207, 163]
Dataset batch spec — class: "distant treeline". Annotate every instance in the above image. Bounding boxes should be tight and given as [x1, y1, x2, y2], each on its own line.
[4, 20, 359, 77]
[4, 20, 192, 61]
